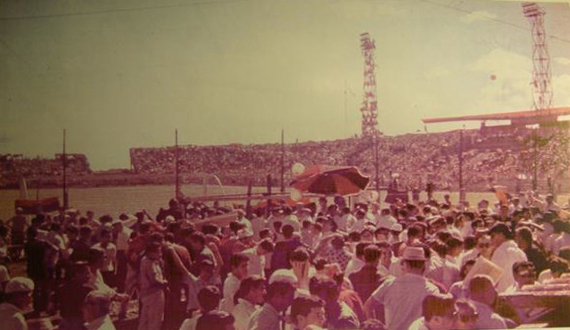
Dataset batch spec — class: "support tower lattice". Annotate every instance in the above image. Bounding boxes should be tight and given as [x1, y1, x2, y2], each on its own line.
[522, 2, 553, 113]
[360, 32, 379, 137]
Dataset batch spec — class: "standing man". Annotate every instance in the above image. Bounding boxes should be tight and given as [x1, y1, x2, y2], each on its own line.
[365, 246, 439, 330]
[248, 270, 297, 330]
[489, 223, 527, 293]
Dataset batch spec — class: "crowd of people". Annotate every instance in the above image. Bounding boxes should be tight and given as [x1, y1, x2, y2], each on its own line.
[1, 188, 569, 330]
[2, 127, 569, 192]
[129, 128, 569, 191]
[0, 154, 91, 187]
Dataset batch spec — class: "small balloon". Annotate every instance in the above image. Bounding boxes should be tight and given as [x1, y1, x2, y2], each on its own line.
[290, 188, 303, 201]
[292, 163, 306, 176]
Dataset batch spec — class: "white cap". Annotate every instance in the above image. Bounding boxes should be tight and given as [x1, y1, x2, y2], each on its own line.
[5, 277, 34, 294]
[391, 223, 403, 232]
[268, 269, 298, 285]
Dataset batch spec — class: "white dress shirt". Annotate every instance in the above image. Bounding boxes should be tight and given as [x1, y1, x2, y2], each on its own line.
[490, 240, 527, 293]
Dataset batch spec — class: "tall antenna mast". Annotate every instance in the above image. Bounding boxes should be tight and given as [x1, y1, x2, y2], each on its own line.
[522, 2, 553, 114]
[359, 32, 379, 137]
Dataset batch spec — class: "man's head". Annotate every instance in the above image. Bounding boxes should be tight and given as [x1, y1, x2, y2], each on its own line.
[309, 276, 340, 303]
[266, 270, 297, 312]
[257, 239, 274, 255]
[145, 242, 162, 261]
[363, 245, 381, 267]
[422, 293, 456, 330]
[199, 259, 216, 281]
[82, 291, 112, 323]
[4, 277, 34, 311]
[196, 310, 235, 330]
[512, 261, 536, 287]
[488, 223, 512, 248]
[234, 276, 266, 306]
[72, 261, 92, 284]
[514, 227, 533, 250]
[468, 275, 497, 306]
[197, 286, 221, 312]
[291, 296, 326, 330]
[230, 253, 249, 280]
[189, 232, 206, 251]
[401, 246, 428, 274]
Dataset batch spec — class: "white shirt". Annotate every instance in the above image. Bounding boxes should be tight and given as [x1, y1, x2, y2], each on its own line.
[553, 232, 570, 256]
[242, 247, 265, 277]
[408, 317, 429, 330]
[248, 302, 281, 330]
[178, 314, 199, 330]
[370, 273, 439, 330]
[282, 215, 301, 232]
[344, 257, 365, 277]
[221, 273, 241, 313]
[490, 240, 527, 293]
[427, 256, 460, 290]
[115, 227, 132, 251]
[92, 242, 117, 272]
[233, 298, 259, 330]
[250, 216, 266, 240]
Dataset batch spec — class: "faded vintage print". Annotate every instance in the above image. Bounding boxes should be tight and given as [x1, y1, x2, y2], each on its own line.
[1, 0, 570, 330]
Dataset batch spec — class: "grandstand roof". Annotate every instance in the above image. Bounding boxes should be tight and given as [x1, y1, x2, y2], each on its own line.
[422, 107, 570, 124]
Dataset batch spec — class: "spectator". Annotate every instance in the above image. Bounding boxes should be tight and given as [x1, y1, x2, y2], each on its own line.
[365, 247, 439, 330]
[82, 291, 116, 330]
[0, 277, 34, 330]
[248, 269, 297, 330]
[467, 275, 507, 329]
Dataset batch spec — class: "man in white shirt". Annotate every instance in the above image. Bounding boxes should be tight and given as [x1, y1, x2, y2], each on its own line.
[365, 246, 440, 330]
[241, 239, 274, 278]
[221, 253, 249, 314]
[467, 275, 507, 330]
[489, 223, 527, 293]
[248, 270, 297, 330]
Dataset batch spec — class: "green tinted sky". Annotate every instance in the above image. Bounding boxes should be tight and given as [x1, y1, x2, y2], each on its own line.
[1, 0, 570, 170]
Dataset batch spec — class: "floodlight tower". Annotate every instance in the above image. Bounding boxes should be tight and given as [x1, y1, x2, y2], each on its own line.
[522, 2, 553, 113]
[360, 32, 379, 137]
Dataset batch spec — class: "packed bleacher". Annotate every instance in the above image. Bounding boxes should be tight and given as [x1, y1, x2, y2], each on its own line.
[1, 188, 570, 330]
[130, 128, 570, 191]
[0, 154, 91, 186]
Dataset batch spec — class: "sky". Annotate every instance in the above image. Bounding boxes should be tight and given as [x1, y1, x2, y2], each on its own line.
[1, 0, 570, 170]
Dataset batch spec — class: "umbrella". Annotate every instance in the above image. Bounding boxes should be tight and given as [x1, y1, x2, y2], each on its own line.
[290, 166, 370, 196]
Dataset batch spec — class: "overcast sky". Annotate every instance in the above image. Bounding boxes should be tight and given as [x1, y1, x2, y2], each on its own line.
[1, 0, 570, 170]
